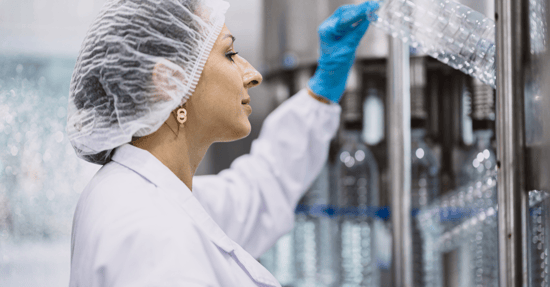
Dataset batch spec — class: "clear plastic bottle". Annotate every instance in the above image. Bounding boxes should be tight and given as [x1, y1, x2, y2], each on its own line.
[456, 129, 498, 287]
[528, 0, 547, 55]
[458, 129, 496, 187]
[411, 128, 440, 287]
[368, 0, 496, 88]
[259, 233, 295, 286]
[528, 190, 550, 287]
[333, 128, 380, 287]
[418, 173, 498, 287]
[293, 165, 335, 287]
[271, 233, 296, 286]
[410, 127, 437, 175]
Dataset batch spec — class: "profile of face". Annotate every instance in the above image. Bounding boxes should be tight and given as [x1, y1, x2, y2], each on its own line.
[154, 25, 263, 145]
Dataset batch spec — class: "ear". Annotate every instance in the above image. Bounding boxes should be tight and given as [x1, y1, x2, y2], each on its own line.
[152, 58, 186, 101]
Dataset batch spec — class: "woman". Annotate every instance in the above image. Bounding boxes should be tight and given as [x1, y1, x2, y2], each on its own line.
[67, 0, 379, 286]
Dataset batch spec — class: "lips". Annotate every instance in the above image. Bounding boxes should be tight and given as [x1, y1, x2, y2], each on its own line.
[241, 98, 250, 105]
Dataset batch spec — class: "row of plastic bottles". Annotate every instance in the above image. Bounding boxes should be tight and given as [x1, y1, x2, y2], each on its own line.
[368, 0, 497, 88]
[369, 0, 546, 88]
[260, 106, 497, 287]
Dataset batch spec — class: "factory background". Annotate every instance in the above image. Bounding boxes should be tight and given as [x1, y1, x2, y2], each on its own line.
[1, 0, 548, 286]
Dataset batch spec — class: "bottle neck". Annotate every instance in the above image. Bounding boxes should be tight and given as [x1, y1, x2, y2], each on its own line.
[473, 129, 493, 150]
[342, 129, 362, 142]
[411, 128, 427, 141]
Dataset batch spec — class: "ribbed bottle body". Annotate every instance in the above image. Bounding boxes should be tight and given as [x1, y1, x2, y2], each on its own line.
[411, 128, 440, 286]
[418, 174, 498, 287]
[369, 0, 496, 87]
[294, 165, 335, 287]
[332, 130, 380, 287]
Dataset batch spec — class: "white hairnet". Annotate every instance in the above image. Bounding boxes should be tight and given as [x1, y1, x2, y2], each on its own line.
[66, 0, 230, 164]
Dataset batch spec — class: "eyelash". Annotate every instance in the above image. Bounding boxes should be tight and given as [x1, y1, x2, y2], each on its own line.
[225, 51, 239, 62]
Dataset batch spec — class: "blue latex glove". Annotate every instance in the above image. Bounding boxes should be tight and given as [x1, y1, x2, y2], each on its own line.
[308, 1, 380, 103]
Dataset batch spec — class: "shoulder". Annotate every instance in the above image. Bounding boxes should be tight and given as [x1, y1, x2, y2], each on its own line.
[74, 161, 198, 240]
[80, 161, 155, 211]
[72, 162, 222, 284]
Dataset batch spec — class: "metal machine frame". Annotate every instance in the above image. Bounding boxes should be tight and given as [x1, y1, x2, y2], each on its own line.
[262, 0, 548, 286]
[387, 0, 546, 286]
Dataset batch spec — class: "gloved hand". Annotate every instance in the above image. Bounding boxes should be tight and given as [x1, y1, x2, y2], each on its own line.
[308, 1, 380, 103]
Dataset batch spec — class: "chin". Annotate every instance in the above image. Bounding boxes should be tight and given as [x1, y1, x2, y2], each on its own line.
[220, 120, 251, 142]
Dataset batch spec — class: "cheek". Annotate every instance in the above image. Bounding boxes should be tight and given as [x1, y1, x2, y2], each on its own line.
[209, 60, 241, 91]
[197, 59, 246, 129]
[207, 88, 243, 126]
[213, 67, 244, 114]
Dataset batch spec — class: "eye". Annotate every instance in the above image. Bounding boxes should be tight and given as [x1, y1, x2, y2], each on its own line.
[225, 51, 239, 63]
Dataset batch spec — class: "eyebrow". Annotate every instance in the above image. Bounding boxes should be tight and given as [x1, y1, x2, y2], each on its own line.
[222, 34, 236, 45]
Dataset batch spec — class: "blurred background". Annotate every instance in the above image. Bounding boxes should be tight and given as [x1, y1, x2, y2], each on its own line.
[1, 0, 549, 286]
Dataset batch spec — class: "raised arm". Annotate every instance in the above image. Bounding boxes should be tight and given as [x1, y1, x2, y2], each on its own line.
[193, 1, 380, 258]
[193, 90, 340, 257]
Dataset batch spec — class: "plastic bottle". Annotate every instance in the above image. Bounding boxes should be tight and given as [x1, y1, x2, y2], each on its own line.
[407, 57, 440, 286]
[260, 233, 295, 286]
[458, 129, 496, 187]
[417, 174, 498, 287]
[447, 76, 498, 287]
[411, 128, 440, 286]
[332, 78, 381, 285]
[333, 127, 380, 287]
[293, 165, 335, 287]
[368, 0, 496, 88]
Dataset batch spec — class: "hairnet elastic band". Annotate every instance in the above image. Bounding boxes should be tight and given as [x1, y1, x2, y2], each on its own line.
[179, 20, 225, 107]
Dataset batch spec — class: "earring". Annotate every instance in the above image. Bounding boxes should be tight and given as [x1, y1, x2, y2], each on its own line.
[176, 106, 187, 127]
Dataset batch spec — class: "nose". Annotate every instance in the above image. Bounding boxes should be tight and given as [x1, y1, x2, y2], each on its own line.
[237, 56, 263, 89]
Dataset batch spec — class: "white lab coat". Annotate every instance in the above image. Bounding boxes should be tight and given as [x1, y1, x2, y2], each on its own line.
[69, 89, 341, 287]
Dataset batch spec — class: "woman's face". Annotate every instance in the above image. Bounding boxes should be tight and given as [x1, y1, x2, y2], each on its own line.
[185, 24, 262, 143]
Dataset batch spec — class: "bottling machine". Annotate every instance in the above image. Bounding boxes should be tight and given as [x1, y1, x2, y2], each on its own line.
[260, 0, 549, 286]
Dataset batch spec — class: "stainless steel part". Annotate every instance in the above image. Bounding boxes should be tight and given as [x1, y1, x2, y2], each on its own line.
[410, 57, 428, 120]
[294, 68, 312, 93]
[495, 0, 528, 286]
[263, 0, 328, 72]
[542, 0, 550, 194]
[343, 66, 363, 123]
[263, 0, 390, 75]
[388, 35, 412, 287]
[524, 0, 550, 192]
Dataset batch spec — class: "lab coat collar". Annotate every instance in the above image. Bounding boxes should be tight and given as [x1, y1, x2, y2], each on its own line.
[111, 144, 236, 253]
[112, 143, 186, 192]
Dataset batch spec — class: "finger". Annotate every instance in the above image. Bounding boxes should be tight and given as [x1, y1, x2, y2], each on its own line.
[335, 1, 380, 34]
[363, 1, 380, 22]
[336, 6, 367, 31]
[358, 0, 381, 12]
